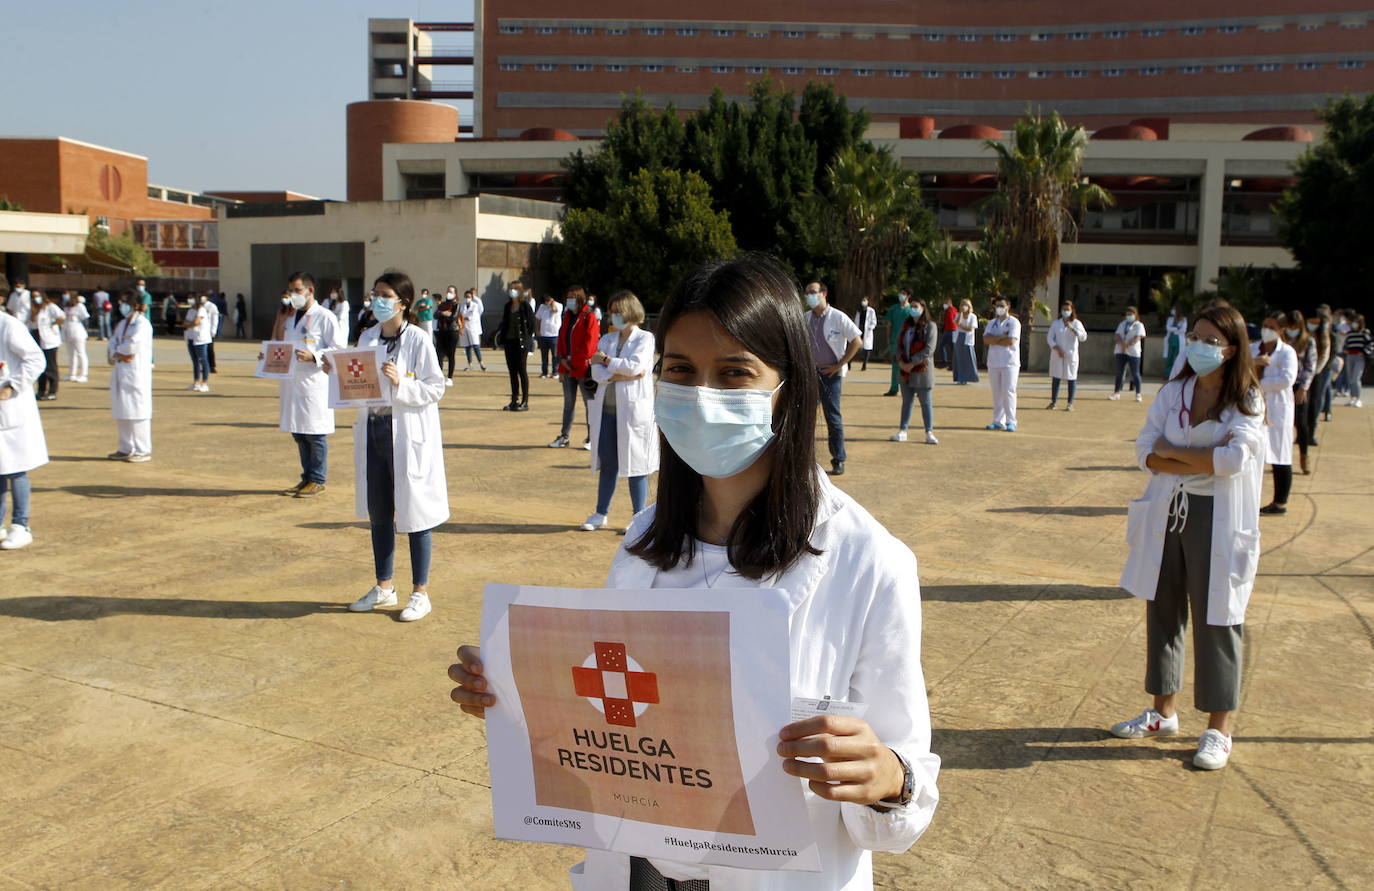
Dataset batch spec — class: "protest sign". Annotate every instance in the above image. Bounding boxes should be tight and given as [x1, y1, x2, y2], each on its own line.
[254, 341, 295, 379]
[327, 347, 391, 408]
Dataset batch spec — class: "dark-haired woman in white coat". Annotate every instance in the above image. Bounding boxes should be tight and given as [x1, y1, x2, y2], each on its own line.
[1253, 314, 1298, 515]
[335, 272, 450, 623]
[0, 311, 48, 550]
[1045, 300, 1087, 411]
[108, 292, 154, 462]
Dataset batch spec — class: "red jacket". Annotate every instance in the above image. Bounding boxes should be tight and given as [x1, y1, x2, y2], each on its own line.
[942, 305, 959, 331]
[557, 307, 601, 378]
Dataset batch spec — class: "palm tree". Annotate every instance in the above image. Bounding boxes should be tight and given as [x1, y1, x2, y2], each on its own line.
[913, 237, 1010, 311]
[1149, 271, 1197, 316]
[980, 111, 1114, 325]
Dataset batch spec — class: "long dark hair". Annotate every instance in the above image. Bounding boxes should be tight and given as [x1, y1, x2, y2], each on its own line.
[627, 254, 821, 580]
[373, 270, 417, 323]
[1172, 304, 1260, 419]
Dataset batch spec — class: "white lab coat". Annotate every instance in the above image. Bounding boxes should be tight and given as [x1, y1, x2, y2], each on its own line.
[809, 306, 862, 377]
[459, 298, 484, 347]
[0, 313, 48, 475]
[1163, 316, 1187, 357]
[854, 306, 877, 350]
[33, 303, 63, 350]
[569, 473, 939, 891]
[206, 300, 221, 337]
[108, 313, 153, 420]
[1121, 377, 1265, 625]
[1046, 317, 1087, 380]
[278, 303, 342, 435]
[6, 288, 31, 325]
[1252, 340, 1297, 466]
[63, 304, 90, 342]
[351, 324, 450, 534]
[333, 299, 350, 331]
[588, 328, 660, 478]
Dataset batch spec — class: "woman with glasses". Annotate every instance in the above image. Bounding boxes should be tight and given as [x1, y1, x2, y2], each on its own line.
[1115, 305, 1264, 770]
[1254, 313, 1300, 515]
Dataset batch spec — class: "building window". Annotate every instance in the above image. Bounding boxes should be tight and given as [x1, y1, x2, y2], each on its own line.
[1065, 70, 1088, 78]
[535, 26, 558, 34]
[959, 34, 980, 42]
[642, 27, 663, 36]
[1105, 29, 1127, 38]
[1337, 60, 1365, 69]
[854, 68, 873, 76]
[993, 70, 1017, 79]
[923, 70, 944, 78]
[1297, 61, 1321, 70]
[1257, 62, 1282, 72]
[1180, 26, 1205, 35]
[1029, 33, 1053, 41]
[606, 27, 628, 35]
[1140, 66, 1163, 76]
[1216, 64, 1242, 73]
[817, 66, 838, 75]
[499, 25, 523, 34]
[1028, 70, 1053, 79]
[498, 62, 521, 71]
[712, 28, 734, 37]
[957, 70, 980, 79]
[677, 27, 698, 36]
[782, 66, 804, 75]
[711, 65, 734, 73]
[924, 33, 945, 41]
[818, 32, 840, 39]
[888, 68, 910, 77]
[605, 64, 626, 72]
[571, 63, 594, 72]
[1065, 31, 1091, 40]
[641, 64, 662, 72]
[993, 33, 1017, 42]
[403, 172, 445, 200]
[745, 65, 766, 74]
[1217, 25, 1244, 33]
[1298, 23, 1323, 31]
[853, 33, 875, 40]
[783, 30, 806, 38]
[571, 26, 594, 35]
[1102, 68, 1124, 77]
[747, 30, 769, 37]
[1339, 21, 1366, 29]
[677, 65, 698, 73]
[1179, 65, 1203, 74]
[95, 216, 110, 233]
[1140, 28, 1164, 37]
[535, 63, 557, 71]
[1257, 23, 1284, 32]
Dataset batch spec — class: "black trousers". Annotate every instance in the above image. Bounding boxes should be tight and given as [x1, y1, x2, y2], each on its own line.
[207, 341, 217, 372]
[504, 344, 529, 404]
[36, 347, 59, 397]
[435, 329, 459, 377]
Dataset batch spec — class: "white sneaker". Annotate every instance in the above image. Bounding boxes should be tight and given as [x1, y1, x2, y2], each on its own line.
[1108, 392, 1121, 401]
[1135, 393, 1143, 403]
[125, 453, 152, 463]
[444, 378, 454, 387]
[398, 592, 432, 622]
[199, 383, 210, 393]
[889, 430, 908, 442]
[1109, 708, 1179, 739]
[349, 585, 397, 612]
[0, 525, 6, 543]
[581, 512, 607, 531]
[1354, 399, 1363, 408]
[0, 524, 33, 550]
[925, 430, 939, 445]
[1193, 729, 1233, 770]
[185, 384, 199, 391]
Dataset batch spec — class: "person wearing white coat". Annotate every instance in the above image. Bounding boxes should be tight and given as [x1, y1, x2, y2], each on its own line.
[1163, 306, 1188, 380]
[184, 297, 213, 392]
[850, 298, 877, 371]
[107, 292, 154, 461]
[581, 292, 659, 532]
[1253, 314, 1299, 515]
[0, 311, 49, 550]
[340, 273, 449, 623]
[458, 289, 486, 370]
[1114, 305, 1264, 771]
[6, 283, 32, 328]
[952, 299, 979, 384]
[275, 272, 343, 497]
[1046, 300, 1087, 410]
[62, 294, 91, 382]
[449, 255, 939, 891]
[31, 291, 64, 401]
[983, 297, 1020, 431]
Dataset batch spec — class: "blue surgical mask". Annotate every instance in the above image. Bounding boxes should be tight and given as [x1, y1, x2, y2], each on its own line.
[610, 312, 626, 329]
[371, 297, 398, 322]
[1306, 322, 1319, 332]
[655, 380, 783, 479]
[119, 303, 132, 317]
[1185, 341, 1226, 376]
[1284, 328, 1300, 340]
[804, 293, 821, 309]
[908, 306, 923, 319]
[1062, 309, 1073, 319]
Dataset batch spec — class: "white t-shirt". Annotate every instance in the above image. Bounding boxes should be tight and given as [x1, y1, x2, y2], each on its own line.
[34, 302, 64, 349]
[984, 314, 1021, 368]
[1115, 319, 1146, 357]
[535, 302, 563, 338]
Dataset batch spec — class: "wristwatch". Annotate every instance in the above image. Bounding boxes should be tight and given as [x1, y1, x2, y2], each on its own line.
[875, 749, 914, 810]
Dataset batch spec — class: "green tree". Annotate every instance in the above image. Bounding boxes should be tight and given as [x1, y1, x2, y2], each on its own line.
[1278, 94, 1374, 312]
[981, 111, 1114, 323]
[1149, 271, 1198, 316]
[912, 238, 1011, 311]
[86, 224, 159, 276]
[556, 168, 736, 304]
[0, 197, 24, 211]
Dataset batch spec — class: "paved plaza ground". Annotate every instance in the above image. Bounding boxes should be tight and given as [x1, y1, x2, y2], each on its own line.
[1, 338, 1370, 890]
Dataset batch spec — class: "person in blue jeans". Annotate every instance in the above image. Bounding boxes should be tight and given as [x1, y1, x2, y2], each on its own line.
[0, 309, 49, 551]
[803, 282, 862, 476]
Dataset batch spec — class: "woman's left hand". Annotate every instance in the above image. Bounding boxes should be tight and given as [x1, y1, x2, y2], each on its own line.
[777, 715, 905, 805]
[1153, 436, 1175, 460]
[382, 360, 400, 386]
[1295, 389, 1308, 405]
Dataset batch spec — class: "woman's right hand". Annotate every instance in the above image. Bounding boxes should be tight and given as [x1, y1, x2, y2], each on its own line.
[448, 645, 494, 719]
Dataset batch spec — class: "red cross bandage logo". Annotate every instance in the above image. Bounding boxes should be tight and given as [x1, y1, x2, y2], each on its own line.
[571, 642, 660, 728]
[347, 359, 365, 379]
[270, 346, 287, 361]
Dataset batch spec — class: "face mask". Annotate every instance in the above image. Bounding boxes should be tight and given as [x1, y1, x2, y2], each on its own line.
[1186, 341, 1226, 376]
[899, 295, 910, 305]
[371, 297, 398, 323]
[199, 297, 207, 305]
[281, 297, 291, 306]
[289, 293, 308, 310]
[508, 288, 520, 298]
[1284, 328, 1300, 339]
[363, 299, 372, 309]
[136, 286, 145, 293]
[655, 380, 783, 479]
[804, 293, 821, 309]
[1062, 309, 1072, 319]
[588, 299, 596, 307]
[465, 297, 472, 306]
[565, 298, 577, 312]
[119, 304, 132, 317]
[995, 306, 1008, 317]
[1306, 322, 1319, 332]
[860, 300, 868, 308]
[78, 296, 86, 305]
[1261, 328, 1279, 344]
[610, 312, 626, 329]
[909, 306, 923, 319]
[1125, 314, 1136, 323]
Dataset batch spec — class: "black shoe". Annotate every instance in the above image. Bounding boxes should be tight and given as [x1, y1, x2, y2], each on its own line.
[515, 402, 529, 412]
[1259, 503, 1287, 515]
[829, 461, 845, 476]
[502, 401, 518, 411]
[882, 391, 898, 397]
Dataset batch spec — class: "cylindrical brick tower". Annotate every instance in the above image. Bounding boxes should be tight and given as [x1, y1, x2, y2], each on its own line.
[346, 100, 459, 201]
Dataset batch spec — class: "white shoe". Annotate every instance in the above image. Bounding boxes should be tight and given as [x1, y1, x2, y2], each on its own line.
[1108, 392, 1121, 401]
[925, 430, 939, 445]
[398, 591, 432, 622]
[889, 430, 908, 442]
[1110, 708, 1179, 739]
[199, 383, 210, 393]
[462, 365, 471, 372]
[185, 384, 199, 391]
[1135, 393, 1143, 403]
[349, 585, 397, 611]
[1354, 399, 1363, 408]
[0, 524, 33, 550]
[125, 453, 152, 463]
[444, 378, 454, 387]
[581, 440, 592, 451]
[581, 512, 607, 531]
[0, 525, 6, 543]
[1193, 729, 1233, 770]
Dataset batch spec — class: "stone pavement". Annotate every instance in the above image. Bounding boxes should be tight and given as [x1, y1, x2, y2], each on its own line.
[0, 340, 1369, 890]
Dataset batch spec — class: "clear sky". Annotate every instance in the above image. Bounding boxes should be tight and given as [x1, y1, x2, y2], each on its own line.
[3, 0, 475, 200]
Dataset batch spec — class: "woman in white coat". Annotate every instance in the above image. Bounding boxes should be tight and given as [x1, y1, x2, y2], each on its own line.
[275, 272, 343, 497]
[0, 310, 48, 550]
[32, 291, 64, 401]
[450, 255, 940, 891]
[1045, 299, 1087, 411]
[952, 299, 979, 384]
[1114, 304, 1264, 771]
[458, 288, 486, 371]
[1253, 313, 1299, 515]
[62, 293, 91, 382]
[336, 272, 449, 623]
[851, 298, 877, 371]
[580, 290, 659, 532]
[107, 291, 154, 462]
